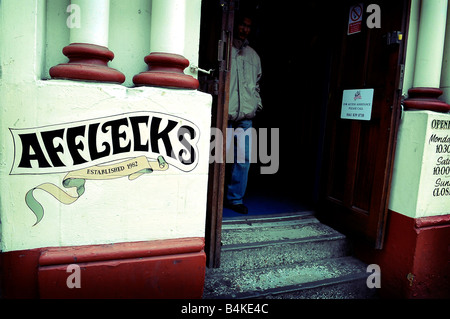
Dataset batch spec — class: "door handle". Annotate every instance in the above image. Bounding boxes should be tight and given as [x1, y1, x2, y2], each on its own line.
[384, 31, 403, 45]
[218, 30, 232, 72]
[190, 64, 214, 75]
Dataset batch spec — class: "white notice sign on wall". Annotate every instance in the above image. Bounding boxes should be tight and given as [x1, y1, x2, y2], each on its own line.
[341, 89, 374, 121]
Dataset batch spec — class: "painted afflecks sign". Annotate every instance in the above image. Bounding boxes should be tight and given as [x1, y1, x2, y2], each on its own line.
[9, 111, 200, 225]
[341, 88, 374, 121]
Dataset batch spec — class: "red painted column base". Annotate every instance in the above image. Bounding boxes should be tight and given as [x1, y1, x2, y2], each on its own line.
[0, 237, 206, 299]
[403, 87, 450, 112]
[49, 43, 125, 84]
[133, 52, 199, 89]
[355, 211, 450, 299]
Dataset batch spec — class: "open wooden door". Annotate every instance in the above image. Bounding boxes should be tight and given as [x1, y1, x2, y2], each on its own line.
[200, 0, 235, 268]
[318, 0, 410, 248]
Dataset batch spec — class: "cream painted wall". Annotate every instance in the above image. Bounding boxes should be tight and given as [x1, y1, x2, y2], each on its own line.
[1, 81, 212, 252]
[108, 0, 152, 87]
[441, 1, 450, 102]
[389, 111, 450, 218]
[413, 0, 448, 88]
[43, 0, 201, 87]
[390, 0, 450, 218]
[0, 0, 212, 252]
[402, 0, 420, 98]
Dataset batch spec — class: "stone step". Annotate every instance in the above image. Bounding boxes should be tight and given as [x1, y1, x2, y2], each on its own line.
[219, 212, 351, 270]
[222, 211, 325, 242]
[203, 256, 377, 299]
[203, 211, 377, 299]
[222, 211, 316, 228]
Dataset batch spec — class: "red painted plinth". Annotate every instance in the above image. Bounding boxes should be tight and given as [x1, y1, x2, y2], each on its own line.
[403, 87, 450, 112]
[133, 52, 199, 89]
[355, 211, 450, 299]
[49, 43, 125, 84]
[0, 237, 206, 299]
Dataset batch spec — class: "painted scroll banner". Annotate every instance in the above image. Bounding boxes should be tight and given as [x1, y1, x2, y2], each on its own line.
[25, 156, 168, 225]
[8, 111, 200, 226]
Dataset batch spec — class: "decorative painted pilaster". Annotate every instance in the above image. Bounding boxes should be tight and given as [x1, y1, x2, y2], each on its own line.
[49, 0, 125, 84]
[440, 3, 450, 103]
[133, 0, 198, 89]
[404, 0, 450, 112]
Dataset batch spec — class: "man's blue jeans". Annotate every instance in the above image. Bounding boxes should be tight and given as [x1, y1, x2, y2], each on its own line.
[225, 119, 252, 205]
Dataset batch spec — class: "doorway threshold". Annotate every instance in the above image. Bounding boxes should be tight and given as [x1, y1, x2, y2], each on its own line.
[222, 210, 316, 223]
[223, 189, 313, 219]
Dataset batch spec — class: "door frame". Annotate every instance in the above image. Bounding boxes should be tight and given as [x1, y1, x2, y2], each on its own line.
[374, 0, 411, 248]
[204, 0, 411, 267]
[204, 0, 235, 268]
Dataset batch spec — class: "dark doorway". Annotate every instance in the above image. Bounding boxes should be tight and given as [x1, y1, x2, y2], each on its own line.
[199, 1, 336, 220]
[200, 0, 407, 266]
[237, 1, 336, 218]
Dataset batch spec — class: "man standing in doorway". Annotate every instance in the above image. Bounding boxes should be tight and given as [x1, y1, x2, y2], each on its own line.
[224, 13, 262, 214]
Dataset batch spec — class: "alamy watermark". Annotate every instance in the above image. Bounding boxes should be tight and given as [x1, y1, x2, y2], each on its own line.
[366, 264, 381, 289]
[210, 127, 279, 175]
[66, 4, 81, 29]
[66, 264, 81, 289]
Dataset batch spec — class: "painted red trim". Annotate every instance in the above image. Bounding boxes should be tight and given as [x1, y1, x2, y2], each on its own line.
[49, 43, 125, 84]
[403, 87, 450, 112]
[133, 52, 199, 89]
[38, 251, 205, 299]
[0, 249, 42, 298]
[407, 87, 444, 99]
[414, 214, 450, 229]
[355, 210, 450, 298]
[402, 99, 450, 112]
[39, 237, 204, 266]
[1, 237, 206, 299]
[144, 52, 191, 72]
[63, 43, 115, 63]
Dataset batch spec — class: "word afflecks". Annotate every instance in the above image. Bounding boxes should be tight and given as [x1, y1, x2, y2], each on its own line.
[10, 111, 200, 174]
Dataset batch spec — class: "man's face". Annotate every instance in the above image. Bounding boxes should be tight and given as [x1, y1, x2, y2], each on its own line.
[238, 17, 252, 40]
